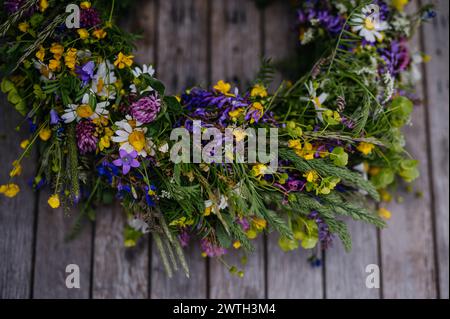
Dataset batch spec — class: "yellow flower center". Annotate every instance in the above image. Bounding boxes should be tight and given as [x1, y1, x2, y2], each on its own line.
[313, 97, 321, 107]
[128, 130, 146, 152]
[97, 77, 104, 94]
[76, 104, 94, 118]
[364, 18, 376, 31]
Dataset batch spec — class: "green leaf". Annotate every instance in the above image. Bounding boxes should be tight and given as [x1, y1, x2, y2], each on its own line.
[371, 168, 395, 189]
[390, 96, 413, 127]
[399, 159, 420, 182]
[331, 147, 349, 167]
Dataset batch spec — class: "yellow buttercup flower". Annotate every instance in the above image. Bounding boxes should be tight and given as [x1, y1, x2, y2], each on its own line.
[48, 59, 61, 71]
[302, 142, 315, 160]
[213, 80, 231, 95]
[99, 135, 111, 151]
[114, 52, 134, 69]
[48, 194, 60, 209]
[0, 184, 20, 198]
[10, 160, 22, 177]
[39, 0, 49, 12]
[92, 29, 107, 40]
[18, 22, 30, 33]
[64, 48, 77, 70]
[204, 200, 213, 216]
[304, 170, 319, 183]
[252, 163, 268, 177]
[392, 0, 409, 12]
[288, 139, 302, 151]
[39, 127, 52, 141]
[357, 142, 375, 155]
[20, 139, 30, 149]
[252, 218, 267, 231]
[77, 28, 89, 40]
[80, 1, 91, 9]
[50, 43, 64, 59]
[228, 108, 244, 120]
[378, 207, 392, 220]
[233, 241, 242, 249]
[36, 46, 45, 62]
[251, 84, 268, 98]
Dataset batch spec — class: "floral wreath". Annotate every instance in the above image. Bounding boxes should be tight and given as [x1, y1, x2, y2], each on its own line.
[0, 0, 435, 278]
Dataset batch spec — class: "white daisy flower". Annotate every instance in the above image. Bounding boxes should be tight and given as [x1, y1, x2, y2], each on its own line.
[111, 115, 155, 157]
[91, 60, 117, 100]
[132, 64, 155, 78]
[351, 5, 389, 43]
[61, 93, 109, 123]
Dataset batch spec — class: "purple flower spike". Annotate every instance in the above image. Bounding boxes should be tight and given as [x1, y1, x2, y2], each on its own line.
[113, 149, 140, 175]
[50, 109, 60, 125]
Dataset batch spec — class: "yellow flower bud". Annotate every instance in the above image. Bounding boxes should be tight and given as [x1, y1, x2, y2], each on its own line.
[39, 127, 52, 141]
[0, 184, 20, 198]
[48, 194, 61, 209]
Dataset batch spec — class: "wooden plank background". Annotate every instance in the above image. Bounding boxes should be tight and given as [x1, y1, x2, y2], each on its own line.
[0, 0, 448, 299]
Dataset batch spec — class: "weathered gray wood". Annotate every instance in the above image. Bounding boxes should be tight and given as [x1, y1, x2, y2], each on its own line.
[420, 0, 449, 299]
[92, 205, 149, 299]
[380, 2, 437, 298]
[156, 0, 209, 94]
[150, 0, 208, 298]
[211, 0, 262, 88]
[209, 0, 266, 299]
[130, 0, 157, 66]
[151, 242, 207, 299]
[0, 96, 36, 299]
[326, 219, 380, 299]
[267, 234, 323, 299]
[33, 192, 92, 299]
[264, 0, 324, 299]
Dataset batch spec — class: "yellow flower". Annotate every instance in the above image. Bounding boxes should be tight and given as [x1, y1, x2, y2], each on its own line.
[251, 84, 268, 98]
[357, 142, 375, 155]
[252, 164, 268, 177]
[48, 59, 61, 71]
[39, 127, 52, 141]
[288, 139, 302, 151]
[213, 80, 231, 95]
[114, 52, 134, 69]
[77, 28, 89, 40]
[92, 29, 107, 40]
[392, 0, 409, 12]
[39, 0, 49, 12]
[233, 128, 247, 142]
[18, 22, 29, 33]
[50, 43, 64, 59]
[20, 139, 30, 149]
[48, 194, 60, 209]
[422, 54, 431, 63]
[252, 218, 267, 231]
[36, 46, 45, 62]
[301, 142, 315, 160]
[169, 217, 194, 227]
[248, 102, 264, 124]
[204, 200, 213, 216]
[10, 160, 22, 177]
[0, 184, 20, 198]
[378, 207, 392, 220]
[228, 108, 244, 120]
[99, 135, 111, 151]
[304, 170, 319, 183]
[379, 189, 393, 203]
[64, 48, 78, 70]
[233, 241, 242, 249]
[80, 1, 91, 9]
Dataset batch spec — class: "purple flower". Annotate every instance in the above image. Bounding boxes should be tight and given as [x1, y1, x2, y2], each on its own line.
[4, 0, 35, 14]
[113, 149, 140, 175]
[179, 230, 191, 248]
[236, 217, 250, 232]
[200, 238, 227, 257]
[76, 120, 98, 154]
[80, 7, 101, 28]
[308, 211, 333, 249]
[76, 61, 95, 85]
[50, 109, 60, 125]
[130, 95, 161, 124]
[379, 39, 411, 77]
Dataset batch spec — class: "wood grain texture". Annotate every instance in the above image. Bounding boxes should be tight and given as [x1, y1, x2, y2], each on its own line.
[211, 0, 262, 88]
[33, 192, 92, 299]
[151, 242, 207, 299]
[420, 0, 449, 299]
[92, 205, 149, 299]
[263, 0, 324, 300]
[380, 2, 437, 298]
[150, 0, 208, 299]
[156, 0, 209, 94]
[326, 220, 380, 299]
[208, 0, 266, 299]
[130, 0, 157, 66]
[267, 234, 323, 299]
[0, 96, 36, 299]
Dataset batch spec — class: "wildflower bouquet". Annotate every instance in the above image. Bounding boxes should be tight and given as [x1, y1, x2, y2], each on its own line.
[0, 0, 433, 278]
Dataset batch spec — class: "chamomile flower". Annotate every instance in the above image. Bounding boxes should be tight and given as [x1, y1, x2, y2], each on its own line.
[351, 5, 389, 43]
[111, 115, 155, 157]
[91, 60, 117, 99]
[61, 93, 109, 123]
[132, 64, 155, 78]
